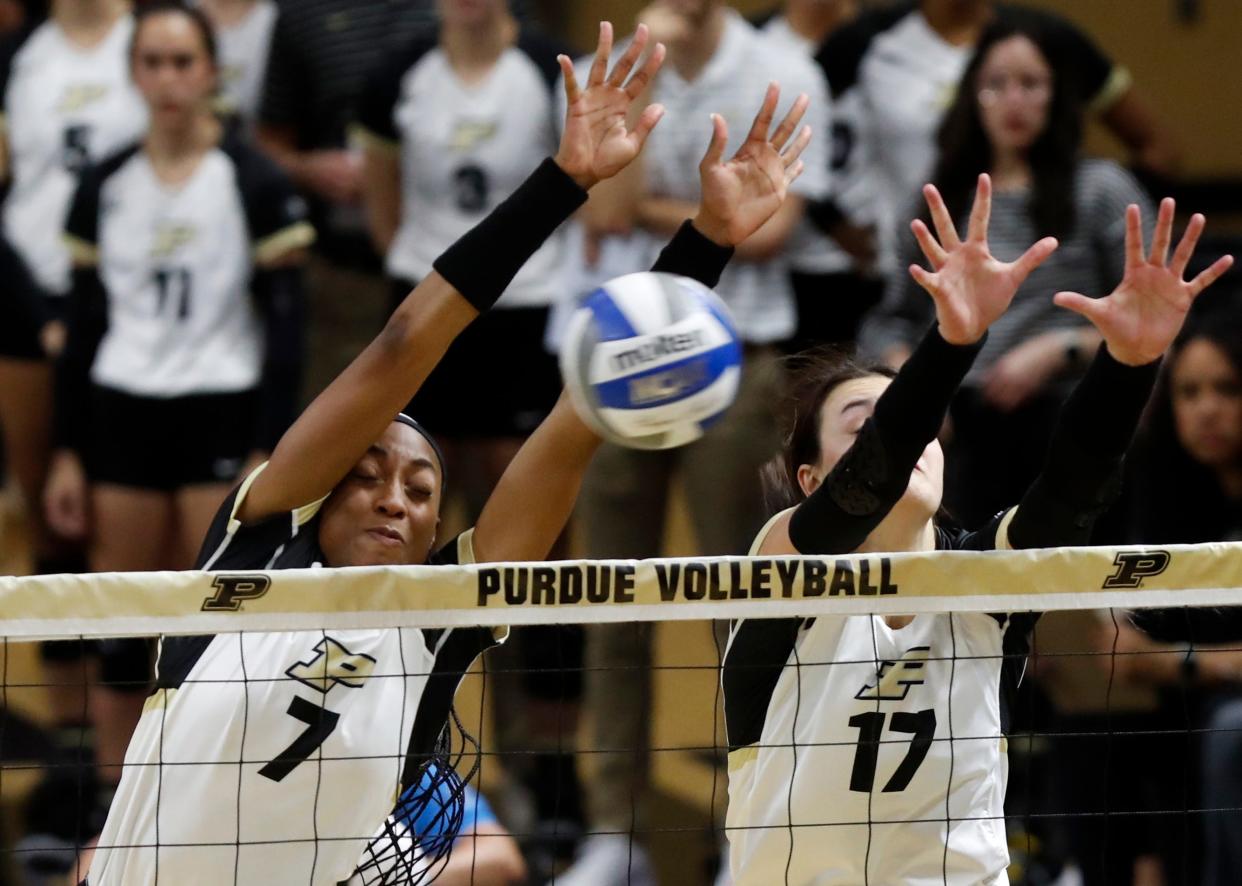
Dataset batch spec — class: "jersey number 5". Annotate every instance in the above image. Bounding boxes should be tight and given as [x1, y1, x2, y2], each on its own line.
[847, 709, 937, 793]
[259, 696, 340, 782]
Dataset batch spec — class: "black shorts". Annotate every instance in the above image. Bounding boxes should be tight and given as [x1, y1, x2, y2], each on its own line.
[390, 278, 561, 437]
[0, 283, 65, 360]
[84, 386, 258, 490]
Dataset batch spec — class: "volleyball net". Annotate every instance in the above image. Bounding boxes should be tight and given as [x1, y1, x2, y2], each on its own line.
[2, 542, 1242, 885]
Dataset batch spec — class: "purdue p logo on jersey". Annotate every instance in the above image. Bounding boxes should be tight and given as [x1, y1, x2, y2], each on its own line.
[855, 646, 930, 701]
[286, 637, 377, 694]
[1103, 551, 1171, 589]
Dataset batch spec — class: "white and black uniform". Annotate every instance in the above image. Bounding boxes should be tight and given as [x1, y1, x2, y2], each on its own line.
[815, 1, 1127, 269]
[87, 466, 503, 885]
[0, 15, 146, 358]
[201, 0, 279, 125]
[726, 510, 1034, 885]
[722, 325, 1161, 885]
[55, 132, 314, 489]
[355, 29, 569, 437]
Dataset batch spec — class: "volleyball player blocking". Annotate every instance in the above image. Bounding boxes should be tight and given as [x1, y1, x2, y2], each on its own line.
[82, 18, 814, 886]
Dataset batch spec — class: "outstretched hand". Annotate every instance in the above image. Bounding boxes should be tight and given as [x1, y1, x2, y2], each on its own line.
[554, 22, 666, 190]
[1054, 198, 1234, 366]
[691, 83, 812, 248]
[909, 174, 1059, 345]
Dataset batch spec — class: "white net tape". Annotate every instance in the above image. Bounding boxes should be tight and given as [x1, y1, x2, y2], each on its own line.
[1, 542, 1239, 639]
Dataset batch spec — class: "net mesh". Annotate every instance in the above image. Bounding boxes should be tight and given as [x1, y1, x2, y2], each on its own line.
[2, 545, 1241, 885]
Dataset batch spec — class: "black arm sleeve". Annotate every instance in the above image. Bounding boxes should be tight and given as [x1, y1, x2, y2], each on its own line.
[788, 326, 984, 554]
[432, 158, 588, 312]
[649, 221, 735, 288]
[250, 266, 306, 453]
[53, 266, 107, 452]
[1007, 345, 1160, 549]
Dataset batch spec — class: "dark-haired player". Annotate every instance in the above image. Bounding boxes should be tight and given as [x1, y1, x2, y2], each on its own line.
[85, 19, 813, 885]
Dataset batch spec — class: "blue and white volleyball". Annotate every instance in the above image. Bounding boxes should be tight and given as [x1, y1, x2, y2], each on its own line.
[559, 272, 743, 450]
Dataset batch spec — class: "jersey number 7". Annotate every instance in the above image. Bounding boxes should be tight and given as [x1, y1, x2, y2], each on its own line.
[259, 696, 340, 782]
[847, 708, 937, 793]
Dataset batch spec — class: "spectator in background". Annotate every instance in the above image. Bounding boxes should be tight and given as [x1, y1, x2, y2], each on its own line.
[355, 0, 584, 861]
[254, 0, 440, 398]
[1095, 306, 1242, 885]
[40, 0, 310, 853]
[815, 0, 1178, 289]
[0, 0, 144, 875]
[556, 3, 828, 883]
[860, 20, 1152, 526]
[756, 0, 882, 350]
[194, 0, 277, 127]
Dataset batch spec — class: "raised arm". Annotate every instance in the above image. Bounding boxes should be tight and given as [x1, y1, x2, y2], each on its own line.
[237, 22, 667, 524]
[472, 88, 812, 563]
[1008, 198, 1233, 549]
[761, 175, 1059, 556]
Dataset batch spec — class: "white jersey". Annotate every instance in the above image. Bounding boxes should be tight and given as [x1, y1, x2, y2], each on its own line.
[65, 134, 313, 398]
[641, 9, 830, 343]
[0, 16, 146, 295]
[89, 468, 502, 886]
[355, 29, 567, 307]
[205, 0, 278, 124]
[723, 508, 1035, 886]
[552, 12, 830, 345]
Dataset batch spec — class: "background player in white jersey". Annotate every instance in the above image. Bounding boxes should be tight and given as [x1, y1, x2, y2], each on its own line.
[193, 0, 277, 127]
[83, 19, 814, 885]
[722, 177, 1232, 884]
[41, 0, 312, 815]
[0, 0, 145, 799]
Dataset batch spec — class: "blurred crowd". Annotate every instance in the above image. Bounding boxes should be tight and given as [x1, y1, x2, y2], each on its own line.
[0, 1, 1240, 885]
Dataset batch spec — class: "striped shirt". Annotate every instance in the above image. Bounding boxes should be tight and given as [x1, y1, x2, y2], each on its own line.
[860, 159, 1152, 385]
[260, 0, 440, 151]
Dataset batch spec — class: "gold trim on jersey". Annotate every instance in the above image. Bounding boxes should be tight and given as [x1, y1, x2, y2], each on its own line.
[349, 124, 401, 157]
[142, 687, 174, 715]
[64, 234, 100, 267]
[253, 221, 316, 267]
[994, 508, 1018, 552]
[1090, 66, 1133, 113]
[728, 745, 759, 774]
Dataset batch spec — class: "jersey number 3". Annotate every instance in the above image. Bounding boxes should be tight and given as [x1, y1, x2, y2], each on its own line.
[153, 268, 194, 320]
[848, 709, 937, 793]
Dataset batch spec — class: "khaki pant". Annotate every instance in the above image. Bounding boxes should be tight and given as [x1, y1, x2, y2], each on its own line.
[577, 350, 782, 831]
[301, 254, 389, 405]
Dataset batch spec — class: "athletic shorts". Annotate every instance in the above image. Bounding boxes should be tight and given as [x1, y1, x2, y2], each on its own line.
[390, 278, 561, 437]
[84, 386, 257, 490]
[0, 279, 65, 360]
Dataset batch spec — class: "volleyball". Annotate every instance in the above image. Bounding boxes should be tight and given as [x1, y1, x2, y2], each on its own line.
[559, 272, 743, 450]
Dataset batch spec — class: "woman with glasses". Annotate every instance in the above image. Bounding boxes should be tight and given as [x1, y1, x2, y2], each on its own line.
[862, 21, 1154, 526]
